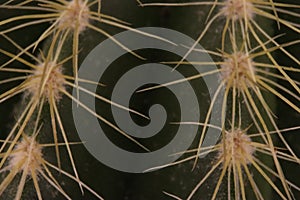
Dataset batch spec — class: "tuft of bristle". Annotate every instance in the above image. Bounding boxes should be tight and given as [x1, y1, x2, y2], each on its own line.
[220, 52, 256, 90]
[218, 129, 255, 165]
[8, 136, 43, 176]
[26, 61, 66, 102]
[57, 0, 90, 33]
[221, 0, 255, 21]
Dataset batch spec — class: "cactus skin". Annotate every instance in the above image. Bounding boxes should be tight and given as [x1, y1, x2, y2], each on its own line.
[273, 1, 300, 199]
[0, 0, 299, 200]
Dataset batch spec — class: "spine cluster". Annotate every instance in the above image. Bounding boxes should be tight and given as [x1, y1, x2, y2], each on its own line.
[0, 0, 299, 199]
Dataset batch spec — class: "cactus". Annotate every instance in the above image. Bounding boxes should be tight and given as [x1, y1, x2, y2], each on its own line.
[0, 0, 299, 199]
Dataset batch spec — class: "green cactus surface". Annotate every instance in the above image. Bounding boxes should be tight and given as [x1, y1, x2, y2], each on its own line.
[0, 0, 299, 200]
